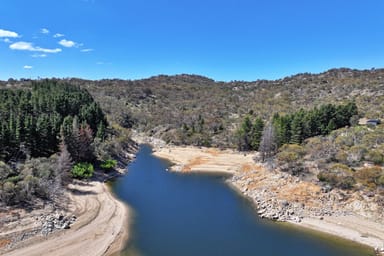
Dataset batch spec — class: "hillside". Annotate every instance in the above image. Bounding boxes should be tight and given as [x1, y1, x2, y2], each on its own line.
[32, 68, 382, 148]
[2, 68, 383, 148]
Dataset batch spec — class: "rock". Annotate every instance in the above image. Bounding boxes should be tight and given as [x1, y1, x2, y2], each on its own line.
[281, 200, 289, 208]
[62, 222, 70, 229]
[321, 185, 332, 193]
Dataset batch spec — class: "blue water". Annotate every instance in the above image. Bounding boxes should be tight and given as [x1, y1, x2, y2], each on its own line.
[112, 145, 373, 256]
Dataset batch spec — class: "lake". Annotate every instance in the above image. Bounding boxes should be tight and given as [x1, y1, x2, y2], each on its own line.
[112, 145, 374, 256]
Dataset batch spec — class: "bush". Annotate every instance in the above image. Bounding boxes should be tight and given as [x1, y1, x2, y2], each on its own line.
[100, 159, 117, 171]
[365, 150, 384, 165]
[0, 161, 14, 180]
[354, 166, 383, 189]
[276, 144, 307, 175]
[317, 165, 356, 190]
[377, 175, 384, 186]
[71, 162, 94, 179]
[338, 176, 356, 189]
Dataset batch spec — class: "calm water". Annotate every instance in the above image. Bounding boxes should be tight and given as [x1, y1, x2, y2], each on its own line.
[112, 145, 374, 256]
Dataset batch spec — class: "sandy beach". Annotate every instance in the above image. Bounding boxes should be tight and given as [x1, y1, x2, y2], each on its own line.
[1, 178, 129, 256]
[153, 145, 384, 250]
[153, 146, 255, 174]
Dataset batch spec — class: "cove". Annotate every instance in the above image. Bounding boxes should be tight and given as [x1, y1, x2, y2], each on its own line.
[112, 145, 374, 256]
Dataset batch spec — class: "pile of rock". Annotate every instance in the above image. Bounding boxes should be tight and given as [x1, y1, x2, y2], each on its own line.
[228, 170, 345, 223]
[40, 212, 77, 236]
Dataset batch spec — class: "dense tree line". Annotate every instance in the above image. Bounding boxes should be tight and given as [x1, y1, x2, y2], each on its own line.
[0, 80, 110, 206]
[0, 80, 107, 161]
[272, 102, 358, 147]
[236, 116, 264, 151]
[237, 102, 358, 158]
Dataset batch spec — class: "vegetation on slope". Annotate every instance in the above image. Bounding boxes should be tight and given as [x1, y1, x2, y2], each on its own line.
[46, 68, 384, 148]
[1, 68, 383, 206]
[0, 80, 131, 206]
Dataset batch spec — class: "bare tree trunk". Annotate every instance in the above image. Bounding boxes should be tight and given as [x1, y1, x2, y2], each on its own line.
[259, 122, 278, 162]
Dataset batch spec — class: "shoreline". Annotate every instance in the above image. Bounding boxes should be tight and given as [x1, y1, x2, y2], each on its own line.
[153, 144, 384, 252]
[0, 169, 131, 256]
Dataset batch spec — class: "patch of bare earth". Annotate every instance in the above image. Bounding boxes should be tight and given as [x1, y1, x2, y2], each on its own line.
[0, 179, 129, 256]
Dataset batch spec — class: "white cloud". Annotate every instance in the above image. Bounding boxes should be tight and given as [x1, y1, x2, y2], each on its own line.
[2, 38, 12, 43]
[40, 28, 50, 34]
[23, 65, 33, 69]
[0, 29, 19, 38]
[96, 61, 111, 65]
[53, 33, 64, 38]
[81, 48, 93, 52]
[31, 53, 47, 58]
[59, 39, 76, 48]
[10, 41, 62, 53]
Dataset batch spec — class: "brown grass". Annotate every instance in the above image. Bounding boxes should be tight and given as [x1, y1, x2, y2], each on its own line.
[205, 148, 220, 156]
[0, 239, 11, 249]
[182, 156, 209, 172]
[279, 182, 321, 207]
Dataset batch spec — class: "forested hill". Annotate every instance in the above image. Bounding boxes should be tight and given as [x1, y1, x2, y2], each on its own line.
[0, 80, 107, 161]
[2, 68, 384, 148]
[17, 68, 381, 148]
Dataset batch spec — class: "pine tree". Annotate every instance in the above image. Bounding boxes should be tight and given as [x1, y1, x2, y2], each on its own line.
[290, 114, 304, 144]
[237, 116, 252, 150]
[251, 117, 264, 150]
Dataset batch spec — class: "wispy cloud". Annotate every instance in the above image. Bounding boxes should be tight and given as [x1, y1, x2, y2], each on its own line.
[10, 41, 62, 53]
[31, 53, 47, 58]
[53, 33, 64, 38]
[96, 61, 112, 65]
[23, 65, 33, 69]
[81, 48, 94, 52]
[40, 28, 50, 34]
[59, 39, 76, 48]
[0, 29, 19, 38]
[2, 38, 12, 43]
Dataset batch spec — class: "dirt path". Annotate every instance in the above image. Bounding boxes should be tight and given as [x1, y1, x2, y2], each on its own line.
[2, 180, 129, 256]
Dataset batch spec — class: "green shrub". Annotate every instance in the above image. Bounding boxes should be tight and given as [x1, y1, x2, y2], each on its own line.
[5, 175, 22, 183]
[329, 163, 353, 174]
[317, 168, 356, 189]
[377, 175, 384, 186]
[71, 162, 94, 179]
[338, 176, 356, 189]
[100, 159, 117, 171]
[365, 150, 384, 165]
[354, 166, 383, 189]
[318, 171, 337, 185]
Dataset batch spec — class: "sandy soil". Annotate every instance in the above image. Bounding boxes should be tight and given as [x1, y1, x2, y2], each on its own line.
[153, 145, 384, 250]
[153, 146, 255, 174]
[1, 179, 129, 256]
[298, 216, 384, 249]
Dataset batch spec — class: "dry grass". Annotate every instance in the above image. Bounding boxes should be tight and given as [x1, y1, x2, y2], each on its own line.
[205, 148, 220, 156]
[0, 239, 11, 249]
[182, 156, 209, 172]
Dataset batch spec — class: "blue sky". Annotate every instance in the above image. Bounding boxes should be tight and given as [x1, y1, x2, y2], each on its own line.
[1, 0, 384, 81]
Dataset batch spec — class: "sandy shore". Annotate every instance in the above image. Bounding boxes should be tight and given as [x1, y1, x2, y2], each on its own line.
[1, 178, 129, 256]
[153, 145, 384, 250]
[153, 146, 255, 174]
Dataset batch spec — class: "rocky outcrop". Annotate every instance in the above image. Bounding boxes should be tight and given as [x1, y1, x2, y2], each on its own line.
[40, 212, 77, 236]
[228, 169, 356, 223]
